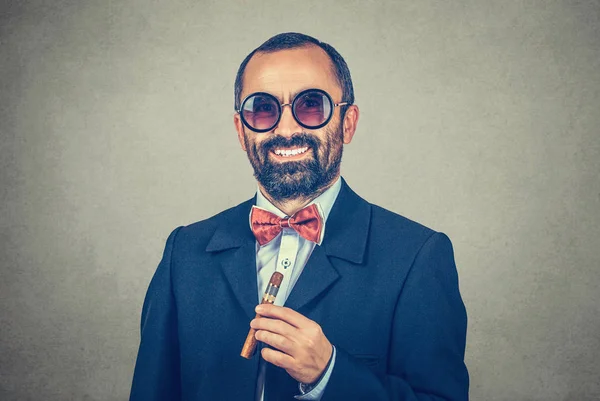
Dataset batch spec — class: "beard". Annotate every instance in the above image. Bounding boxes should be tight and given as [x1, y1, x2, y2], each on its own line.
[243, 124, 343, 202]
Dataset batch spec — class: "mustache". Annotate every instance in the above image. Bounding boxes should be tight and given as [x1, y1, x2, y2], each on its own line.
[260, 133, 320, 153]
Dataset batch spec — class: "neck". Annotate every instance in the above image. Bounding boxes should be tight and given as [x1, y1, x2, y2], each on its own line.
[258, 176, 339, 216]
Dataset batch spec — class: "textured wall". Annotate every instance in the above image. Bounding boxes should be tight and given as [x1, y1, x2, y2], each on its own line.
[1, 1, 599, 400]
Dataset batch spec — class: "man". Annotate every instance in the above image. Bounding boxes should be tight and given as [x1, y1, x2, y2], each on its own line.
[130, 32, 469, 401]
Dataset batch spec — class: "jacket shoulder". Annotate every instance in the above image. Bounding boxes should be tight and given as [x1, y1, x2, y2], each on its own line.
[369, 203, 442, 251]
[172, 198, 254, 247]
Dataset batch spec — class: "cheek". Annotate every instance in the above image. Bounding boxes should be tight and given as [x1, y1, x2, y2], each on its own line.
[243, 132, 258, 149]
[322, 124, 343, 155]
[247, 135, 270, 159]
[252, 136, 267, 150]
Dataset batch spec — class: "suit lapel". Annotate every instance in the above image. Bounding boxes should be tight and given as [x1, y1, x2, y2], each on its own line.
[285, 178, 372, 312]
[323, 178, 371, 264]
[206, 198, 259, 321]
[284, 244, 339, 312]
[218, 241, 259, 321]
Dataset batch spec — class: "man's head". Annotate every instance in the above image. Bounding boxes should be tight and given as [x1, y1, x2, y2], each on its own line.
[233, 33, 359, 203]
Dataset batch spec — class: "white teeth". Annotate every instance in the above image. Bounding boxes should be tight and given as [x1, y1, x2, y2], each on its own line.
[274, 147, 308, 157]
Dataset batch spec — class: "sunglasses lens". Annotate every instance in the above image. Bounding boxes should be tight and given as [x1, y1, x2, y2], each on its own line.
[293, 91, 332, 128]
[241, 94, 279, 131]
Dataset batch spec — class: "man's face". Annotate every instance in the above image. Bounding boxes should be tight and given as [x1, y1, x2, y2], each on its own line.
[234, 46, 355, 202]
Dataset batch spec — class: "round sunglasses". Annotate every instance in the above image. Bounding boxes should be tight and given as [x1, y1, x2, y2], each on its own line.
[236, 89, 348, 133]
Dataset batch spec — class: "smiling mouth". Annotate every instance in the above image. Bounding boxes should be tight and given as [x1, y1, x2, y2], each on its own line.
[271, 146, 310, 158]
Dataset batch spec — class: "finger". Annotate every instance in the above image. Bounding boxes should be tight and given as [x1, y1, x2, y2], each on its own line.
[255, 304, 312, 328]
[250, 317, 295, 337]
[254, 329, 295, 355]
[261, 347, 295, 370]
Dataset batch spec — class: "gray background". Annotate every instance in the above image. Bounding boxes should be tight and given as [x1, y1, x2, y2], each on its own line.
[1, 0, 599, 400]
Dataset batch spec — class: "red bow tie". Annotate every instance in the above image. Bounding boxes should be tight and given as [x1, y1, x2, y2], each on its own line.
[250, 204, 324, 246]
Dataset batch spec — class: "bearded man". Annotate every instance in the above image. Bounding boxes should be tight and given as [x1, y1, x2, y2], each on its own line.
[130, 32, 469, 401]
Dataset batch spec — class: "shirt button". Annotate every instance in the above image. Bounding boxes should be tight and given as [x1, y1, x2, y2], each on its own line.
[281, 258, 291, 269]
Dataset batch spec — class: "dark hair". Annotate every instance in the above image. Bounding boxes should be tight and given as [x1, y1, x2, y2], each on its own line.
[234, 32, 354, 115]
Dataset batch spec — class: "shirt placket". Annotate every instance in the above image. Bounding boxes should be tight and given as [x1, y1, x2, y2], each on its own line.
[273, 227, 299, 305]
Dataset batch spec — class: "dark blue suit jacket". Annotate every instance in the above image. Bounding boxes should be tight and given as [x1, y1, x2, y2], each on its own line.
[130, 179, 469, 400]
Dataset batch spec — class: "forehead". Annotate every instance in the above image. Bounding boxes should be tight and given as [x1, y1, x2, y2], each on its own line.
[241, 45, 342, 101]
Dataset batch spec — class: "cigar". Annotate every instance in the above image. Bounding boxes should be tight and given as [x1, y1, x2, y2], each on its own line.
[240, 272, 284, 359]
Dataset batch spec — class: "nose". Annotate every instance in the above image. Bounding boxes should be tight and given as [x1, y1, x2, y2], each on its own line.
[273, 104, 301, 137]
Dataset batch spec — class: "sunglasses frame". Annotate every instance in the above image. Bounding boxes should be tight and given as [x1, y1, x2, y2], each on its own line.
[237, 88, 349, 133]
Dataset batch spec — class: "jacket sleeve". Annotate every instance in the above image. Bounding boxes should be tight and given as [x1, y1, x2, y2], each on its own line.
[322, 232, 469, 401]
[130, 227, 183, 401]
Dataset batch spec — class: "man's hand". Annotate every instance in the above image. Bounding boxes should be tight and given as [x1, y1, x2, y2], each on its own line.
[251, 304, 333, 384]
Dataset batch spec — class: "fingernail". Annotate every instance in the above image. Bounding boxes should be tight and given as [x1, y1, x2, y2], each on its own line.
[255, 305, 264, 313]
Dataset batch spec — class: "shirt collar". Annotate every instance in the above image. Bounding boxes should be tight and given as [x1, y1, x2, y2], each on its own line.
[255, 177, 343, 225]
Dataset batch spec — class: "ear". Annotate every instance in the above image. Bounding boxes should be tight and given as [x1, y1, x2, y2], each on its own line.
[233, 113, 247, 151]
[341, 104, 359, 144]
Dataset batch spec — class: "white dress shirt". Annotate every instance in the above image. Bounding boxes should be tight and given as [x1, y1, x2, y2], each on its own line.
[253, 177, 342, 401]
